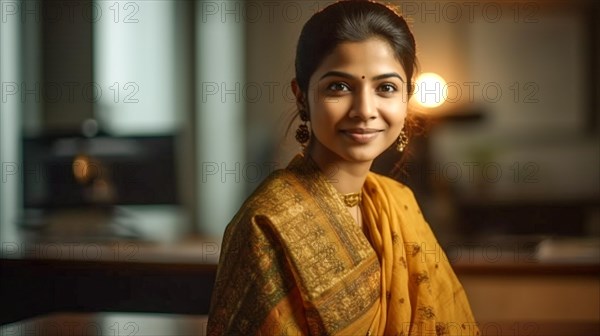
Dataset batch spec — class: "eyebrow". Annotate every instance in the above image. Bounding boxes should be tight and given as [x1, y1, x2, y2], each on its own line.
[319, 71, 405, 83]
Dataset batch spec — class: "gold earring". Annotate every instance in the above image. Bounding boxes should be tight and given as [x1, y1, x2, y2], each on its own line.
[295, 110, 310, 145]
[396, 129, 409, 152]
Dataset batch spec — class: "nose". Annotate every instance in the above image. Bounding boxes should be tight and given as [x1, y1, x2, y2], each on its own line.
[349, 88, 377, 120]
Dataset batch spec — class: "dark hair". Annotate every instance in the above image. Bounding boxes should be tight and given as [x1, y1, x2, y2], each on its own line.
[295, 0, 418, 97]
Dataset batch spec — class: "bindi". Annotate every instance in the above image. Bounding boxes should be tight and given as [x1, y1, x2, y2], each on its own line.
[361, 76, 365, 79]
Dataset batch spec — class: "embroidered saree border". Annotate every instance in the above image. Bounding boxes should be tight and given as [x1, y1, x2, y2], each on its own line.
[208, 155, 380, 334]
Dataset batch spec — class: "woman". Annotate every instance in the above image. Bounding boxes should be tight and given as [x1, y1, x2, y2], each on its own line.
[207, 1, 479, 335]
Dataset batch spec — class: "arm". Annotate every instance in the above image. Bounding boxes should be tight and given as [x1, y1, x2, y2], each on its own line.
[207, 215, 308, 335]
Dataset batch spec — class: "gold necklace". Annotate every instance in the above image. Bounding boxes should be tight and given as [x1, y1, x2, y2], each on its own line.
[340, 192, 362, 207]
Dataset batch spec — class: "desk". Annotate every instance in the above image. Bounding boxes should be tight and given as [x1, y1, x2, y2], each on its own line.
[1, 313, 598, 336]
[447, 243, 599, 325]
[0, 237, 219, 325]
[0, 312, 209, 336]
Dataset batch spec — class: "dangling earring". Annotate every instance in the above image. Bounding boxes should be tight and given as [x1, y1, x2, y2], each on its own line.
[295, 110, 310, 145]
[396, 129, 409, 152]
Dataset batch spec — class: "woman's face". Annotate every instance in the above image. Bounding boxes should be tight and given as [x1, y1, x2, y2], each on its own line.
[304, 38, 409, 164]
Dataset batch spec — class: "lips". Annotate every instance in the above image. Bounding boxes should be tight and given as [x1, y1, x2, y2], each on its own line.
[340, 128, 384, 144]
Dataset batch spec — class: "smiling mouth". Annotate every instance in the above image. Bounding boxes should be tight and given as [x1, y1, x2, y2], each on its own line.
[340, 128, 384, 143]
[342, 128, 383, 134]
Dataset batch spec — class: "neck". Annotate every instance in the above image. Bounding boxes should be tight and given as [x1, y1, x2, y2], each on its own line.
[307, 141, 372, 195]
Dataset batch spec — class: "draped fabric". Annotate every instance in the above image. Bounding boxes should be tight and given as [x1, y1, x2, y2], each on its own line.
[207, 154, 479, 335]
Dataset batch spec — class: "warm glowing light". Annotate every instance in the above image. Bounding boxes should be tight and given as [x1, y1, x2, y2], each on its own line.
[414, 72, 447, 108]
[73, 155, 91, 184]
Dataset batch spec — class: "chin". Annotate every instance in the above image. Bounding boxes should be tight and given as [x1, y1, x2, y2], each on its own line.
[337, 146, 385, 163]
[310, 137, 389, 165]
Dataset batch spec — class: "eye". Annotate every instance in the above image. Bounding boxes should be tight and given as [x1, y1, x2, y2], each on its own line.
[327, 82, 350, 92]
[377, 83, 397, 93]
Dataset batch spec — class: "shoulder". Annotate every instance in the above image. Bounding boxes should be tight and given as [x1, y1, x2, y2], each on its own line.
[242, 169, 300, 213]
[365, 171, 424, 213]
[366, 171, 415, 198]
[223, 169, 300, 234]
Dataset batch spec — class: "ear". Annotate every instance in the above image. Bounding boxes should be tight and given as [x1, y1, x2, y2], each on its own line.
[291, 78, 306, 112]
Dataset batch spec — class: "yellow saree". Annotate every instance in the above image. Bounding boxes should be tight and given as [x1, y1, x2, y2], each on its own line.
[207, 154, 479, 335]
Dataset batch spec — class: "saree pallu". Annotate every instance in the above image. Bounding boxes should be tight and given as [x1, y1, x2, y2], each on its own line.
[207, 154, 479, 335]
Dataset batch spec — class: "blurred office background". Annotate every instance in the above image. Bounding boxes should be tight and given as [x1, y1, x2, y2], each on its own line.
[1, 0, 598, 334]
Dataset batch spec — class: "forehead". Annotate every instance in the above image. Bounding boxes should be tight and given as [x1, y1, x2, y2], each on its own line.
[313, 38, 407, 78]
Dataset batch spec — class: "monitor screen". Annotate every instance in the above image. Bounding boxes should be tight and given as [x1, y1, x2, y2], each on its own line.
[22, 135, 178, 208]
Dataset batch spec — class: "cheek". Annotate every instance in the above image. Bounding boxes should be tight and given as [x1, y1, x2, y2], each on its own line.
[383, 102, 408, 128]
[310, 99, 351, 129]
